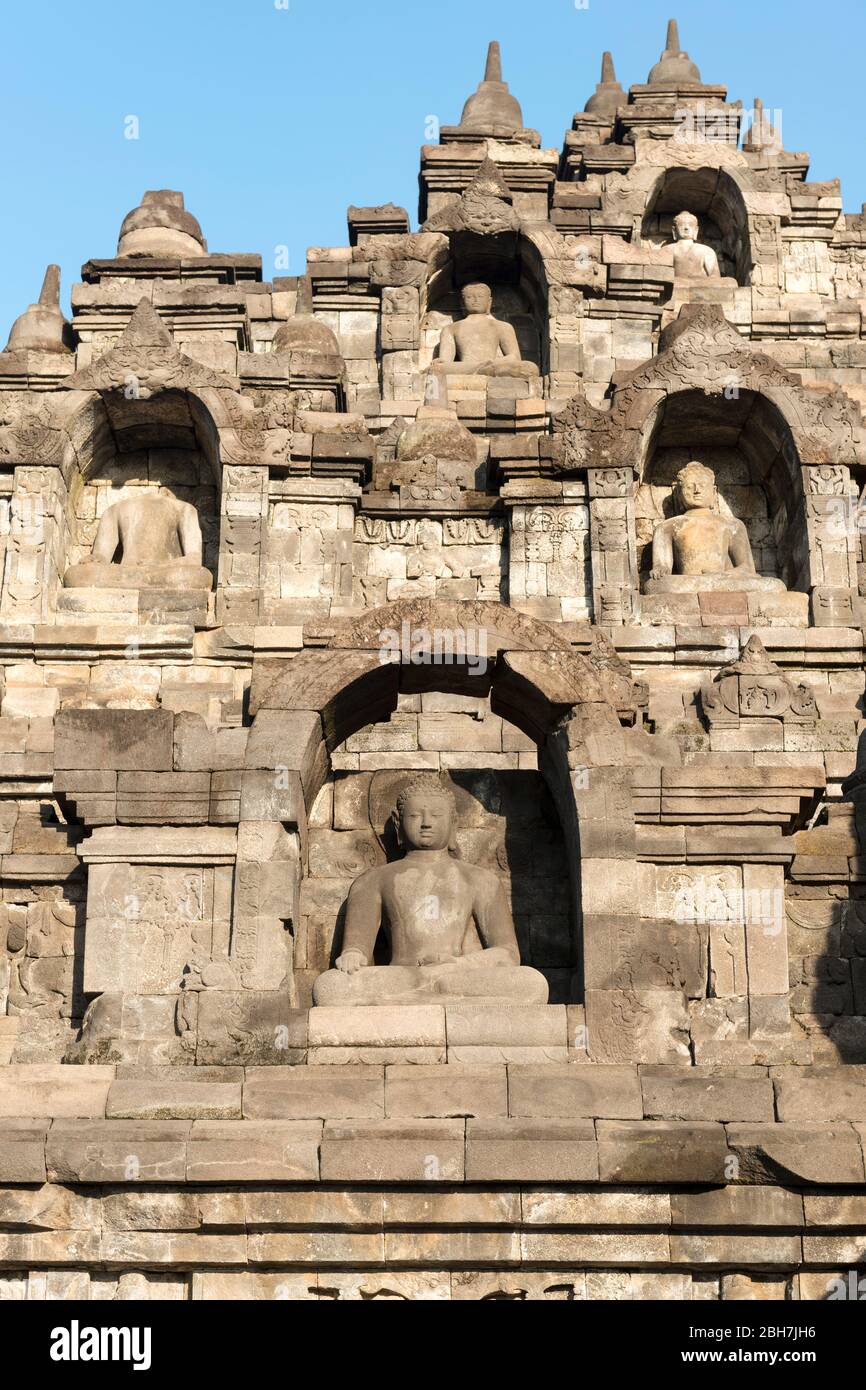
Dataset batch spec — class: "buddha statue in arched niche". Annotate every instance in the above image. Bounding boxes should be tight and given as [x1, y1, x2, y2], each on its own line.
[645, 461, 784, 595]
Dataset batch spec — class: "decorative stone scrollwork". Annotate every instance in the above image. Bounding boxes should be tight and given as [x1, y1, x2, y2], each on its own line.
[700, 635, 818, 726]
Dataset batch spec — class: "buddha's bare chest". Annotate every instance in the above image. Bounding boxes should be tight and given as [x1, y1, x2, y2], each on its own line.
[382, 864, 472, 941]
[453, 321, 500, 358]
[671, 514, 731, 570]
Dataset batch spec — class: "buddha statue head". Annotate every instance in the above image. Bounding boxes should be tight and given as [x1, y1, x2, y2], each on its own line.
[673, 460, 717, 513]
[392, 774, 457, 853]
[461, 282, 494, 317]
[672, 211, 701, 245]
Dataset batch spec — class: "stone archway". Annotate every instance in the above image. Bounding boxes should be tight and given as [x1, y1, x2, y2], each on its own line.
[641, 166, 753, 284]
[240, 600, 642, 1005]
[550, 304, 866, 622]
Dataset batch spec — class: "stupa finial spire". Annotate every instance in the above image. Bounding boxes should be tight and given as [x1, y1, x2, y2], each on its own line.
[584, 50, 627, 117]
[38, 264, 61, 309]
[484, 40, 502, 83]
[459, 39, 523, 132]
[647, 17, 702, 84]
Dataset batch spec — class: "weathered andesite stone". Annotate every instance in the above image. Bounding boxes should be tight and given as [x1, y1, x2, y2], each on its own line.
[669, 213, 722, 282]
[313, 775, 548, 1006]
[64, 493, 213, 592]
[645, 462, 785, 596]
[434, 283, 539, 380]
[1, 16, 865, 1302]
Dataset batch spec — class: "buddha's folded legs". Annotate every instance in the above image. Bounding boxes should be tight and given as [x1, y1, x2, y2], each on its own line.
[64, 561, 213, 591]
[312, 961, 549, 1007]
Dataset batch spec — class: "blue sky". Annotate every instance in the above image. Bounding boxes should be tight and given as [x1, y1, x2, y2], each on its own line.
[1, 0, 863, 334]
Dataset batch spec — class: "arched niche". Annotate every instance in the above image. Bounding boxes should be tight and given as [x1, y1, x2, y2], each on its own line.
[641, 167, 752, 285]
[634, 387, 806, 590]
[240, 600, 641, 1007]
[421, 233, 550, 377]
[60, 388, 222, 582]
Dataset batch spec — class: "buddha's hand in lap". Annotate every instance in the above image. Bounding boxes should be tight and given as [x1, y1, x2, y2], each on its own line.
[335, 950, 367, 975]
[461, 948, 516, 970]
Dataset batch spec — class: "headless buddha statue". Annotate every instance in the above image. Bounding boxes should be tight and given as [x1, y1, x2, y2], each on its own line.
[64, 493, 213, 591]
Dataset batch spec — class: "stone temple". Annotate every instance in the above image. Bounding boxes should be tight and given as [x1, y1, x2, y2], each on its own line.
[1, 21, 866, 1302]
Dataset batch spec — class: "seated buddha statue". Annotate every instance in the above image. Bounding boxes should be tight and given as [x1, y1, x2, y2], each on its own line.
[670, 211, 722, 281]
[434, 282, 539, 380]
[64, 493, 213, 591]
[313, 774, 549, 1007]
[645, 461, 785, 595]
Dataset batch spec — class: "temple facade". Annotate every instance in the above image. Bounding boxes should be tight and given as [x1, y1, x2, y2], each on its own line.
[1, 21, 866, 1301]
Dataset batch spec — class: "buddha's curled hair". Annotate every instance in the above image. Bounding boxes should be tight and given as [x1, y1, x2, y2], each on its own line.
[394, 773, 457, 820]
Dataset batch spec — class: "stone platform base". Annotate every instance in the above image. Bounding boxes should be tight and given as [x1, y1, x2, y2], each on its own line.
[643, 576, 787, 595]
[0, 1061, 864, 1301]
[57, 586, 211, 628]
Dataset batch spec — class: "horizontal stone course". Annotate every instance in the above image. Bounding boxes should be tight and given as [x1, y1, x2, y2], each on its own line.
[0, 1066, 115, 1119]
[597, 1121, 730, 1184]
[187, 1121, 322, 1182]
[385, 1064, 507, 1119]
[0, 1121, 50, 1183]
[726, 1123, 866, 1185]
[508, 1064, 642, 1119]
[309, 1007, 446, 1049]
[321, 1120, 465, 1183]
[106, 1081, 242, 1121]
[243, 1068, 385, 1120]
[640, 1067, 775, 1122]
[773, 1069, 866, 1123]
[46, 1121, 191, 1184]
[466, 1119, 598, 1183]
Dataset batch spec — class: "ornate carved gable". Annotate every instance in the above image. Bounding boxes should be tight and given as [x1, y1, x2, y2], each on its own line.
[550, 391, 622, 473]
[609, 303, 866, 465]
[67, 297, 238, 397]
[423, 158, 521, 236]
[616, 303, 798, 399]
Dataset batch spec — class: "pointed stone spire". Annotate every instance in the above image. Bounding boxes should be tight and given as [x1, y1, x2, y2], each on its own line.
[119, 297, 174, 350]
[485, 40, 503, 82]
[743, 97, 782, 153]
[647, 18, 702, 84]
[4, 264, 70, 354]
[38, 265, 61, 309]
[117, 190, 207, 258]
[584, 51, 627, 116]
[459, 40, 524, 131]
